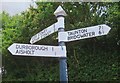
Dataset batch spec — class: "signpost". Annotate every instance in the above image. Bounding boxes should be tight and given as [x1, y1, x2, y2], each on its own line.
[8, 43, 66, 57]
[30, 22, 59, 44]
[7, 5, 111, 82]
[58, 24, 111, 42]
[54, 6, 68, 82]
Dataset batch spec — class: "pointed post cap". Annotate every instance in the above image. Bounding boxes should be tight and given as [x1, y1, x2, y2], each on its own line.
[54, 5, 67, 17]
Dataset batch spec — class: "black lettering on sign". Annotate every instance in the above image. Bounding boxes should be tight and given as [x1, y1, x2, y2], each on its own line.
[16, 50, 19, 54]
[98, 26, 104, 35]
[80, 33, 88, 38]
[75, 31, 78, 34]
[16, 50, 25, 54]
[15, 50, 35, 55]
[68, 29, 88, 37]
[40, 29, 48, 38]
[16, 45, 20, 49]
[41, 46, 48, 51]
[67, 31, 96, 41]
[32, 34, 39, 42]
[34, 46, 39, 50]
[32, 50, 34, 54]
[52, 47, 54, 51]
[92, 32, 95, 36]
[88, 32, 92, 36]
[79, 29, 87, 33]
[68, 32, 72, 36]
[37, 33, 40, 40]
[22, 45, 26, 49]
[15, 45, 49, 52]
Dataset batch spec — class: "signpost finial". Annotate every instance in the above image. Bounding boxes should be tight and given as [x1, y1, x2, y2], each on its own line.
[54, 5, 67, 17]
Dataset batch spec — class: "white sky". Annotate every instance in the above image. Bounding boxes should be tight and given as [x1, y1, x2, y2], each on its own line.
[0, 0, 37, 16]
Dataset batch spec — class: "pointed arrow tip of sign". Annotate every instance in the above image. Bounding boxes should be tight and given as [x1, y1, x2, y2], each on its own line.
[7, 44, 13, 55]
[7, 43, 16, 55]
[8, 43, 13, 51]
[103, 24, 111, 34]
[7, 46, 10, 51]
[105, 24, 111, 31]
[54, 5, 67, 16]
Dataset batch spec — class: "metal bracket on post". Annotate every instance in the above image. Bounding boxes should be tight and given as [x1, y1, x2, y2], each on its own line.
[54, 6, 68, 82]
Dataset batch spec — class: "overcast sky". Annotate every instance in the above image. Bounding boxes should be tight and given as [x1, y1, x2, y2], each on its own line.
[1, 0, 37, 16]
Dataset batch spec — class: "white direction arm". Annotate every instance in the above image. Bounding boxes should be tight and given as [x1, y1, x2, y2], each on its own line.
[58, 24, 111, 42]
[30, 22, 60, 44]
[8, 43, 66, 57]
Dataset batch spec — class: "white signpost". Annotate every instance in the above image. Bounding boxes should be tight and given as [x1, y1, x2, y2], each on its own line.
[58, 24, 111, 42]
[7, 5, 111, 82]
[8, 43, 66, 57]
[30, 22, 59, 44]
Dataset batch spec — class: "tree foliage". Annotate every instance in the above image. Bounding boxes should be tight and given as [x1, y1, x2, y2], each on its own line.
[1, 2, 120, 81]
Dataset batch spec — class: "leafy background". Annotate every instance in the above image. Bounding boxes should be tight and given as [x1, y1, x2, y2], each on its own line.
[1, 2, 120, 81]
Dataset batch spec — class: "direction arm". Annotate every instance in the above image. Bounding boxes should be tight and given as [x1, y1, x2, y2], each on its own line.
[58, 24, 111, 42]
[30, 22, 60, 44]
